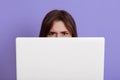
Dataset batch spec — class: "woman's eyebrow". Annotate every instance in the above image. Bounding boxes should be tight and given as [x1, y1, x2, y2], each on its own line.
[49, 31, 55, 32]
[60, 31, 68, 33]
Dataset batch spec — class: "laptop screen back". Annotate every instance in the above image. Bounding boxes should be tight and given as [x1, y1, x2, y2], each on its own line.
[16, 37, 105, 80]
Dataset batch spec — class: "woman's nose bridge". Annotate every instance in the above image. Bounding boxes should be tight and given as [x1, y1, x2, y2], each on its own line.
[56, 33, 62, 37]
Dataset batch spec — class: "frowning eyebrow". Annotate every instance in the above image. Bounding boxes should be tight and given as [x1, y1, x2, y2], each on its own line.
[49, 31, 69, 33]
[60, 31, 69, 34]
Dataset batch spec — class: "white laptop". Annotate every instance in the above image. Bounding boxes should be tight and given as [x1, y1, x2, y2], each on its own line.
[16, 37, 105, 80]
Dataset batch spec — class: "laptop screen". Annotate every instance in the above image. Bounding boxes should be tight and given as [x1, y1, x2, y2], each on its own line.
[16, 37, 105, 80]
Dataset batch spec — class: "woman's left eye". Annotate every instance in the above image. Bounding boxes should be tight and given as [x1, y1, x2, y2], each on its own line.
[62, 32, 68, 35]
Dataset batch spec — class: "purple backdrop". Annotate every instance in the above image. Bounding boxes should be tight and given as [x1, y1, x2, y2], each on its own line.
[0, 0, 120, 80]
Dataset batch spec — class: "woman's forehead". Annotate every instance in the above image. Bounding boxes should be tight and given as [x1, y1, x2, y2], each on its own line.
[50, 21, 69, 32]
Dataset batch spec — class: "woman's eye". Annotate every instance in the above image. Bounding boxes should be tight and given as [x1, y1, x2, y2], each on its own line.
[49, 32, 55, 35]
[62, 32, 68, 36]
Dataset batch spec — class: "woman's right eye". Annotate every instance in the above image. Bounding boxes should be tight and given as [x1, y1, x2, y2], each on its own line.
[48, 32, 55, 36]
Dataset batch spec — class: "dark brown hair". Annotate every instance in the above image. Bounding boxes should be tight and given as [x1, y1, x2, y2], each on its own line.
[39, 9, 78, 37]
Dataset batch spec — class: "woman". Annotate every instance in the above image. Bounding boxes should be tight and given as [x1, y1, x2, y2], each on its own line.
[39, 9, 78, 37]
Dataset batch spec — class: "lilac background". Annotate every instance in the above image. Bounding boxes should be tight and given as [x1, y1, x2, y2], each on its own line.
[0, 0, 120, 80]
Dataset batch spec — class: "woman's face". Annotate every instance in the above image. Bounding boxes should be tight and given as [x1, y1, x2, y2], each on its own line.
[47, 21, 72, 37]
